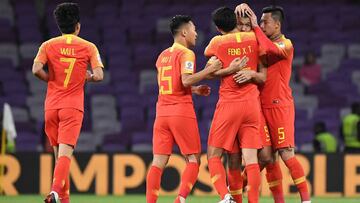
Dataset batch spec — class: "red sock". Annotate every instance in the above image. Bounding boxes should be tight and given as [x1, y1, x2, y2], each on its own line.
[227, 169, 242, 203]
[284, 157, 310, 201]
[52, 156, 71, 194]
[146, 166, 163, 203]
[208, 157, 228, 199]
[59, 176, 70, 203]
[265, 162, 284, 203]
[178, 162, 199, 199]
[246, 164, 260, 203]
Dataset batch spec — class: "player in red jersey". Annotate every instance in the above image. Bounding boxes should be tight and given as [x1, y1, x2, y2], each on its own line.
[146, 15, 247, 203]
[225, 13, 270, 203]
[33, 3, 104, 203]
[205, 7, 264, 203]
[235, 4, 311, 203]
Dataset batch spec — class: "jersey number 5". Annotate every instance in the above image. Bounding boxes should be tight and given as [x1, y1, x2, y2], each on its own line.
[60, 57, 76, 88]
[158, 66, 172, 95]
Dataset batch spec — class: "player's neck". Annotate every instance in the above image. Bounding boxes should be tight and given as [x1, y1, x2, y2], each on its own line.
[269, 32, 282, 41]
[174, 38, 189, 49]
[222, 28, 238, 35]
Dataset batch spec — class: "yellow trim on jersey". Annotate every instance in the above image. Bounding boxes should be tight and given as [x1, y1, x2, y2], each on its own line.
[236, 33, 242, 43]
[294, 176, 306, 185]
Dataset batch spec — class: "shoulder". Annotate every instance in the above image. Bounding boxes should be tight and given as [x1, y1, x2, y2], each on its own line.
[209, 35, 223, 45]
[279, 35, 293, 49]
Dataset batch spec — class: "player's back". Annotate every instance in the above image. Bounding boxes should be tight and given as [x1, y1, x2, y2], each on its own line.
[155, 43, 196, 118]
[205, 32, 259, 102]
[36, 34, 101, 111]
[259, 35, 294, 108]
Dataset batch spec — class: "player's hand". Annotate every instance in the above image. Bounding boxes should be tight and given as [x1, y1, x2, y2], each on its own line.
[207, 57, 222, 73]
[192, 85, 211, 96]
[86, 70, 93, 82]
[245, 8, 259, 28]
[235, 3, 250, 18]
[233, 70, 256, 84]
[229, 56, 249, 72]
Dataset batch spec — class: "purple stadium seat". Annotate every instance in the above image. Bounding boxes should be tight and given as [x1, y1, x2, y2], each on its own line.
[120, 106, 145, 132]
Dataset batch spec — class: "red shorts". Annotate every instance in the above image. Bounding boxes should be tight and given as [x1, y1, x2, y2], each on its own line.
[260, 110, 272, 147]
[262, 105, 295, 149]
[208, 100, 262, 152]
[45, 108, 84, 147]
[153, 116, 201, 155]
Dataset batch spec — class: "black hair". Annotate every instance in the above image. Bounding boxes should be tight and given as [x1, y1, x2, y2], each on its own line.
[314, 121, 327, 135]
[262, 5, 284, 24]
[212, 7, 237, 33]
[54, 3, 80, 34]
[351, 102, 360, 114]
[170, 15, 192, 36]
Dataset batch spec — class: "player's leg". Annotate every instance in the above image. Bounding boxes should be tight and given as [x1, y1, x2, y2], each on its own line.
[207, 102, 240, 202]
[171, 117, 201, 203]
[174, 153, 201, 203]
[264, 151, 284, 203]
[265, 106, 310, 203]
[52, 146, 70, 203]
[239, 101, 262, 203]
[47, 108, 83, 203]
[146, 117, 173, 203]
[147, 154, 170, 203]
[227, 149, 243, 203]
[44, 110, 60, 203]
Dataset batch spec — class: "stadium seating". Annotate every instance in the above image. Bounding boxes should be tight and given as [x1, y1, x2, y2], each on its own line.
[0, 0, 359, 152]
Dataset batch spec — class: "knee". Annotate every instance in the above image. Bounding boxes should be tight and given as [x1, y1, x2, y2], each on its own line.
[207, 146, 223, 160]
[152, 157, 169, 169]
[259, 153, 273, 166]
[187, 153, 201, 165]
[228, 153, 242, 169]
[278, 148, 295, 161]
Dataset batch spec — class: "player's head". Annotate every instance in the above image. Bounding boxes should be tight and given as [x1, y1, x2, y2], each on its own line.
[212, 7, 237, 34]
[54, 2, 81, 35]
[238, 13, 252, 32]
[260, 6, 284, 37]
[314, 121, 327, 135]
[351, 102, 360, 115]
[170, 15, 197, 47]
[304, 51, 317, 65]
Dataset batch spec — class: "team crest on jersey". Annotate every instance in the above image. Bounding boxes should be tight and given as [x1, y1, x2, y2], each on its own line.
[277, 42, 285, 48]
[184, 61, 194, 72]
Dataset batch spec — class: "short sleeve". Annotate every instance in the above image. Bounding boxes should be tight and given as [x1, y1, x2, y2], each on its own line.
[274, 39, 293, 58]
[34, 42, 48, 64]
[89, 43, 104, 69]
[204, 36, 220, 57]
[180, 50, 195, 74]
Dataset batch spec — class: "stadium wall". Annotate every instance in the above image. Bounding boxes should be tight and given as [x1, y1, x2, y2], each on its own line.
[1, 153, 360, 197]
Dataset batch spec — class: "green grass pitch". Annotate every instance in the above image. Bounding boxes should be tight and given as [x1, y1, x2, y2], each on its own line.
[0, 195, 359, 203]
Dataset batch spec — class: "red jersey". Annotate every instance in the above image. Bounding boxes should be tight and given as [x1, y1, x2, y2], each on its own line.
[204, 32, 260, 102]
[34, 34, 103, 111]
[155, 43, 196, 118]
[253, 27, 294, 108]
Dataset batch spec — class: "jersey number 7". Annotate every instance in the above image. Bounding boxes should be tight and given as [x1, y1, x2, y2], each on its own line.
[60, 57, 76, 88]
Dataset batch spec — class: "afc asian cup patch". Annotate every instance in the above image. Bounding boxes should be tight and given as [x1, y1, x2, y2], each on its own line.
[184, 61, 194, 72]
[277, 42, 285, 48]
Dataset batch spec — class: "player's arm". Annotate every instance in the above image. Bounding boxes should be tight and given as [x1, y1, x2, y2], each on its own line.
[86, 67, 103, 82]
[33, 43, 48, 82]
[233, 61, 267, 84]
[182, 59, 222, 87]
[87, 44, 104, 82]
[236, 5, 290, 59]
[32, 62, 49, 82]
[213, 56, 249, 77]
